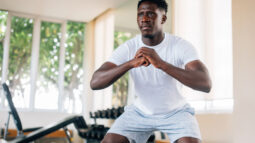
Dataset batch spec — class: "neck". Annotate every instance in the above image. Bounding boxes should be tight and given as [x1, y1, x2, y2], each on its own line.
[142, 31, 164, 46]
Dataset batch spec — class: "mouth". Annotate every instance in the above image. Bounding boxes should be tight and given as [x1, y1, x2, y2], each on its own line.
[141, 26, 152, 30]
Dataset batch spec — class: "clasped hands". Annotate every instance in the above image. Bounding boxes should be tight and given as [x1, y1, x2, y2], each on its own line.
[132, 47, 163, 69]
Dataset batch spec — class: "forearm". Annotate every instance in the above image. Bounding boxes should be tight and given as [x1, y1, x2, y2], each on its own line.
[90, 61, 133, 90]
[159, 61, 212, 93]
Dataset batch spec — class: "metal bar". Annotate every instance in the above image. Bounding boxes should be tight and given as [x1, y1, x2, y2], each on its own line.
[4, 112, 11, 139]
[63, 127, 72, 143]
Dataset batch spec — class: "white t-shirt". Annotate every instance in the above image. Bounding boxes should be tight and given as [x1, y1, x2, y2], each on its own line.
[108, 33, 199, 115]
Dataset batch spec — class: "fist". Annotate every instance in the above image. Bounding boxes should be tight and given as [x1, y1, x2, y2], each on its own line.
[135, 47, 150, 67]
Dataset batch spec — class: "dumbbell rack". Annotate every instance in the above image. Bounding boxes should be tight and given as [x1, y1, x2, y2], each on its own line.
[90, 106, 125, 120]
[83, 106, 125, 143]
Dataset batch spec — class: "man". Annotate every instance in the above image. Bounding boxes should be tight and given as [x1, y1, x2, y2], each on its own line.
[90, 0, 212, 142]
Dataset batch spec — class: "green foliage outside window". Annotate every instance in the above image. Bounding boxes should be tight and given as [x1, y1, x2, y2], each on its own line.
[112, 31, 133, 107]
[8, 16, 33, 107]
[39, 21, 61, 85]
[64, 21, 85, 87]
[37, 21, 85, 111]
[63, 21, 85, 113]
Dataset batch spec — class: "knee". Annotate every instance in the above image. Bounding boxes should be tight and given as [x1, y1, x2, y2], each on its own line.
[101, 137, 115, 143]
[101, 140, 109, 143]
[101, 133, 129, 143]
[101, 138, 111, 143]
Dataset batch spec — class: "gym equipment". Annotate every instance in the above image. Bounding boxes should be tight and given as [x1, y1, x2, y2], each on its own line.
[147, 134, 156, 143]
[1, 83, 156, 143]
[78, 124, 109, 142]
[1, 83, 88, 143]
[90, 106, 125, 120]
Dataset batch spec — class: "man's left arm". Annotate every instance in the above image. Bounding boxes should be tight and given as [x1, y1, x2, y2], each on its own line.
[137, 47, 212, 93]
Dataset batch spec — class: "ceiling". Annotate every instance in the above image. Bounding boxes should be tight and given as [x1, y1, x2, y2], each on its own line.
[0, 0, 173, 32]
[0, 0, 129, 22]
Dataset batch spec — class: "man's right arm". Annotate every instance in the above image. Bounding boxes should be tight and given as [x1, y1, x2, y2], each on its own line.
[90, 57, 148, 90]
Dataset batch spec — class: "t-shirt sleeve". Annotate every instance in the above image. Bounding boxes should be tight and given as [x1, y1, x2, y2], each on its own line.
[177, 39, 199, 66]
[107, 43, 129, 66]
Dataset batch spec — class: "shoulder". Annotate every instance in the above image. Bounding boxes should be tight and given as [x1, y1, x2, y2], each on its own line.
[165, 33, 192, 46]
[166, 34, 195, 51]
[116, 34, 141, 51]
[126, 34, 141, 45]
[118, 34, 140, 45]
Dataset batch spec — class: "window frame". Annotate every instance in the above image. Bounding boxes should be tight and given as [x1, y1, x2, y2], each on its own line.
[0, 10, 85, 113]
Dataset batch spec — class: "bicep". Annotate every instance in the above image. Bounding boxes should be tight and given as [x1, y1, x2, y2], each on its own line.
[185, 60, 209, 74]
[96, 62, 117, 72]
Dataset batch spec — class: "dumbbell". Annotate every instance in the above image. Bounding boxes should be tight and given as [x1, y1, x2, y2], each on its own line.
[90, 112, 94, 118]
[94, 111, 100, 118]
[117, 106, 124, 116]
[106, 108, 112, 119]
[91, 124, 108, 140]
[112, 107, 119, 119]
[112, 107, 124, 119]
[102, 110, 107, 118]
[92, 110, 108, 119]
[97, 127, 109, 140]
[97, 110, 103, 118]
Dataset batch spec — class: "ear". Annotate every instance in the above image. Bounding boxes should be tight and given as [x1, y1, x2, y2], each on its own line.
[161, 15, 167, 24]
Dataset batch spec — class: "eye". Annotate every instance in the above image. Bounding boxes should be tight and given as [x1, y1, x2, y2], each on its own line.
[147, 12, 155, 18]
[138, 12, 144, 18]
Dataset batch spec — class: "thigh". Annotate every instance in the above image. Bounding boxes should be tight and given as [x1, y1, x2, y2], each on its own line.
[175, 137, 201, 143]
[156, 105, 202, 143]
[101, 133, 129, 143]
[107, 105, 155, 142]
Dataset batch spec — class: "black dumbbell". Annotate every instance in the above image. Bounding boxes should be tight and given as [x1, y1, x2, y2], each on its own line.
[90, 112, 94, 118]
[96, 131, 105, 140]
[94, 111, 100, 118]
[117, 106, 124, 117]
[101, 110, 107, 118]
[106, 108, 112, 119]
[112, 108, 119, 119]
[91, 130, 97, 139]
[97, 110, 103, 118]
[120, 106, 124, 113]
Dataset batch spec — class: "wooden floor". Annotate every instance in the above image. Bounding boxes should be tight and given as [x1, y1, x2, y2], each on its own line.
[156, 140, 170, 143]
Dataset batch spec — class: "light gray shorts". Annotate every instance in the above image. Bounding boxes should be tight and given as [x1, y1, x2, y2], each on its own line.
[107, 104, 202, 143]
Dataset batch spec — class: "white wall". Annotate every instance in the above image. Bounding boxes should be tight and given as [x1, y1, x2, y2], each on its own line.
[232, 0, 255, 142]
[196, 114, 233, 143]
[195, 0, 255, 143]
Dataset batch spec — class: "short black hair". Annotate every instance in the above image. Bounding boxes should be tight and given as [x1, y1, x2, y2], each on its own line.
[137, 0, 168, 13]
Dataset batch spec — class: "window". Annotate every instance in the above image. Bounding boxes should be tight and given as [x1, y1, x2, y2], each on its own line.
[7, 16, 33, 108]
[63, 21, 85, 113]
[0, 11, 86, 113]
[35, 21, 61, 110]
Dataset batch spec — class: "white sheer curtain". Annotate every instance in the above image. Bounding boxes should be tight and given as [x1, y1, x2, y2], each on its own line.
[174, 0, 233, 112]
[93, 10, 115, 111]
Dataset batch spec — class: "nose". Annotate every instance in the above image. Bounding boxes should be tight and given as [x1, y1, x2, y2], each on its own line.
[141, 15, 150, 22]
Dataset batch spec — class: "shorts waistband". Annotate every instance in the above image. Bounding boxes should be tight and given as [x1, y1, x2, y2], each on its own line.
[125, 104, 195, 119]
